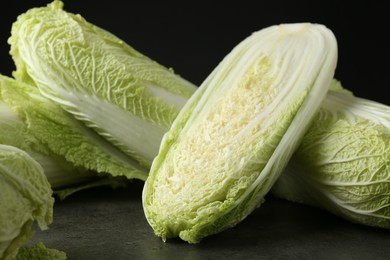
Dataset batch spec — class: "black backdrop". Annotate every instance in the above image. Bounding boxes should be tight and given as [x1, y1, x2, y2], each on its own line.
[1, 0, 388, 105]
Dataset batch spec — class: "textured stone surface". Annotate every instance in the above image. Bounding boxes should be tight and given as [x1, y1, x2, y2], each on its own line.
[30, 180, 390, 259]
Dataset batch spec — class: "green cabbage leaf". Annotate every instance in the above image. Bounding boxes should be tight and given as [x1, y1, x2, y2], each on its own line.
[0, 78, 98, 189]
[15, 242, 67, 260]
[271, 84, 390, 229]
[0, 145, 54, 260]
[0, 74, 147, 185]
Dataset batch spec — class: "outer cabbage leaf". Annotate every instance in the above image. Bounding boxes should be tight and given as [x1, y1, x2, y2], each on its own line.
[0, 85, 97, 189]
[271, 88, 390, 229]
[0, 74, 148, 183]
[9, 0, 197, 168]
[15, 242, 66, 260]
[0, 145, 54, 260]
[143, 23, 338, 243]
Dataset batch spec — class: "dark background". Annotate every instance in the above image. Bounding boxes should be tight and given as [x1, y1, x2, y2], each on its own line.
[1, 0, 388, 105]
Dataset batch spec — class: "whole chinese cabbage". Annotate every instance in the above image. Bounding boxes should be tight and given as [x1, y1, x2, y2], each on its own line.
[143, 23, 338, 243]
[271, 84, 390, 229]
[9, 0, 197, 170]
[0, 144, 54, 260]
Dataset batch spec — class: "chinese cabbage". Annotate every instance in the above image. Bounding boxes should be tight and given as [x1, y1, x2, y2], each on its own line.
[0, 145, 54, 260]
[143, 23, 338, 243]
[271, 85, 390, 229]
[0, 74, 148, 184]
[9, 0, 197, 169]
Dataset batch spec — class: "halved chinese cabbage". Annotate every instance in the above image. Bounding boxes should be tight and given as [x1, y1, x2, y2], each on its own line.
[143, 23, 338, 243]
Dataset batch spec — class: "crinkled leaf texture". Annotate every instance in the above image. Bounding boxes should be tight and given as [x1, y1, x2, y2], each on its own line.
[0, 74, 148, 184]
[9, 0, 197, 168]
[143, 23, 338, 243]
[15, 242, 66, 260]
[272, 88, 390, 229]
[0, 145, 54, 260]
[0, 76, 99, 189]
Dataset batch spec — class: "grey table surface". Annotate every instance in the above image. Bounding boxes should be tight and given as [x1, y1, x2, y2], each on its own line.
[30, 180, 390, 260]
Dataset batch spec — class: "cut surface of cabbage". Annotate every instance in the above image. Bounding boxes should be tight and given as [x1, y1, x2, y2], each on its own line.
[143, 23, 338, 243]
